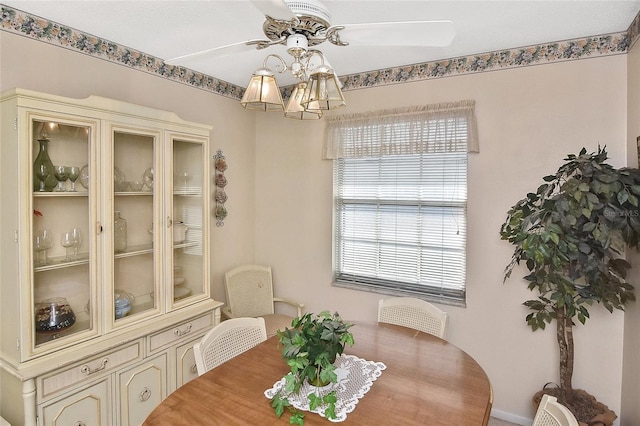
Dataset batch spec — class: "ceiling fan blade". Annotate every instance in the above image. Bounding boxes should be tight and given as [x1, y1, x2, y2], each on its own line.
[251, 0, 296, 21]
[332, 20, 455, 47]
[165, 41, 261, 65]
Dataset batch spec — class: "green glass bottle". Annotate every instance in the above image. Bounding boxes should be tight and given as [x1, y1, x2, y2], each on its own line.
[33, 138, 57, 192]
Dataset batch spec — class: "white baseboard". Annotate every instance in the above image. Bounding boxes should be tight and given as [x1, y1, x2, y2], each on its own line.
[491, 408, 532, 425]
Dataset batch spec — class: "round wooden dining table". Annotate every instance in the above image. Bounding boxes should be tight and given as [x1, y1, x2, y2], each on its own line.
[143, 321, 493, 425]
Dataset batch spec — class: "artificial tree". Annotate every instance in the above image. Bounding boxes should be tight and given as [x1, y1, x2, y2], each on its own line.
[500, 147, 640, 422]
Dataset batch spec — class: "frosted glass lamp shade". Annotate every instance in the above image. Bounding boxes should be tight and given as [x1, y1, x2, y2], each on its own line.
[240, 68, 284, 111]
[301, 65, 346, 111]
[284, 82, 322, 120]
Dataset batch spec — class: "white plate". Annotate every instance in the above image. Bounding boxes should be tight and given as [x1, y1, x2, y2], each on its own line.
[174, 286, 191, 300]
[79, 164, 89, 189]
[173, 277, 185, 286]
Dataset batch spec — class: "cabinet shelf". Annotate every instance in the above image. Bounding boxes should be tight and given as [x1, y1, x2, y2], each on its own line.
[112, 242, 200, 258]
[34, 191, 155, 197]
[114, 242, 199, 256]
[35, 319, 91, 346]
[33, 191, 89, 197]
[35, 255, 90, 272]
[32, 242, 203, 270]
[115, 243, 154, 258]
[115, 299, 155, 320]
[115, 191, 153, 196]
[34, 244, 160, 271]
[173, 241, 199, 250]
[173, 189, 202, 196]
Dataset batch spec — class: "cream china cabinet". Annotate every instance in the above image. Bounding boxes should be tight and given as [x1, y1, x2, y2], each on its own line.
[0, 89, 222, 425]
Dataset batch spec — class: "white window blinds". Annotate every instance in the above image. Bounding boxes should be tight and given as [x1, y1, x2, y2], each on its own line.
[328, 101, 476, 305]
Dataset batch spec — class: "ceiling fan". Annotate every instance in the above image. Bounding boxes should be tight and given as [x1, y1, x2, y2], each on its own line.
[166, 0, 455, 119]
[166, 0, 455, 66]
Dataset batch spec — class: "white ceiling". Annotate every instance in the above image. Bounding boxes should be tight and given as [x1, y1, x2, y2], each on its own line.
[3, 1, 640, 87]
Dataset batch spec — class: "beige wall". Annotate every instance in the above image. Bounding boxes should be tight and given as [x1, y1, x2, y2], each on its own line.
[253, 56, 629, 423]
[622, 37, 640, 426]
[1, 28, 635, 423]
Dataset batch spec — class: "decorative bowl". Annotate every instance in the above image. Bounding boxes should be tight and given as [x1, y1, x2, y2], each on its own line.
[35, 297, 76, 332]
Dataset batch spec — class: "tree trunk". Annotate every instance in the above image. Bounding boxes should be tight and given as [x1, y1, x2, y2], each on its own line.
[556, 306, 575, 403]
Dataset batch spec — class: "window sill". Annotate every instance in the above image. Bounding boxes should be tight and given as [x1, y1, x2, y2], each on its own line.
[332, 280, 466, 308]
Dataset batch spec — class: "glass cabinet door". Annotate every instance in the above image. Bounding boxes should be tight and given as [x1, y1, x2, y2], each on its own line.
[31, 117, 97, 349]
[170, 135, 208, 306]
[111, 128, 159, 323]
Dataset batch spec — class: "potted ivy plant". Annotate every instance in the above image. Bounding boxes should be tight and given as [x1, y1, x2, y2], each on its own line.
[271, 311, 355, 425]
[500, 147, 640, 425]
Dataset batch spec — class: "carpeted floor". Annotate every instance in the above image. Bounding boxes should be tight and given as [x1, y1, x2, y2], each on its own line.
[488, 417, 521, 426]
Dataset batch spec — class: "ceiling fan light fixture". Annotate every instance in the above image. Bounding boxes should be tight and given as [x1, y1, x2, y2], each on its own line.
[301, 65, 345, 111]
[284, 82, 323, 120]
[286, 33, 309, 58]
[240, 67, 284, 111]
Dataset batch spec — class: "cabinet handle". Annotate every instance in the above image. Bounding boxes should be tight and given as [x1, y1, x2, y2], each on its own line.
[139, 387, 152, 402]
[167, 216, 173, 227]
[80, 357, 109, 375]
[73, 422, 86, 426]
[191, 364, 197, 374]
[174, 323, 192, 336]
[96, 221, 103, 235]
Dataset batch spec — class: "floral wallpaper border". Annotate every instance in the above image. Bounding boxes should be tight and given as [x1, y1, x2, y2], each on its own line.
[338, 32, 630, 92]
[0, 5, 245, 100]
[2, 4, 639, 100]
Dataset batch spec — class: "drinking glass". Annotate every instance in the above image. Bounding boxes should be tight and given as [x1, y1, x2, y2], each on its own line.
[67, 166, 80, 191]
[34, 229, 53, 266]
[143, 166, 154, 190]
[71, 227, 81, 259]
[60, 232, 75, 261]
[54, 165, 69, 192]
[35, 163, 52, 192]
[177, 172, 191, 191]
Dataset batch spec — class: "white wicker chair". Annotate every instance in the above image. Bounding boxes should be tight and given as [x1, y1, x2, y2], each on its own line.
[532, 394, 579, 426]
[377, 297, 448, 339]
[193, 317, 267, 376]
[222, 265, 304, 338]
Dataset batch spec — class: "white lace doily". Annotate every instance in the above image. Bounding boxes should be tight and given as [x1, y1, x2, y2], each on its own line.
[264, 354, 386, 422]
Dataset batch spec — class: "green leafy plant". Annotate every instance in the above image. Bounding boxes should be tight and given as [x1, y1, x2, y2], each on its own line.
[500, 147, 640, 421]
[272, 311, 354, 424]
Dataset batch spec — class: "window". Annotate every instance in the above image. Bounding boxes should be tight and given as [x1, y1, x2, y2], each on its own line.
[325, 101, 478, 305]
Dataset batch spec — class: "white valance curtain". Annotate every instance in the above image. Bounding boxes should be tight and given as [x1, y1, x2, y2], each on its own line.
[323, 100, 479, 159]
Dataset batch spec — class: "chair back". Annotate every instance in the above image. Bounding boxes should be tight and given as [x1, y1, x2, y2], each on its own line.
[224, 265, 276, 317]
[193, 317, 267, 375]
[378, 297, 448, 338]
[532, 394, 579, 426]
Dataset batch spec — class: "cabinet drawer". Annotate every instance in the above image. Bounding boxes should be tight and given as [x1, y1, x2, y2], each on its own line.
[175, 336, 201, 388]
[39, 377, 111, 426]
[147, 313, 213, 354]
[38, 341, 142, 401]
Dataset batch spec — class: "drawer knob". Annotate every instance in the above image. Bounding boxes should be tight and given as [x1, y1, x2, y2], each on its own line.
[80, 357, 109, 375]
[174, 323, 192, 336]
[73, 422, 86, 426]
[191, 364, 197, 374]
[139, 387, 152, 402]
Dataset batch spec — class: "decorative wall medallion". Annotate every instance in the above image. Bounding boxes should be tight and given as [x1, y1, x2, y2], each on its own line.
[214, 150, 228, 227]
